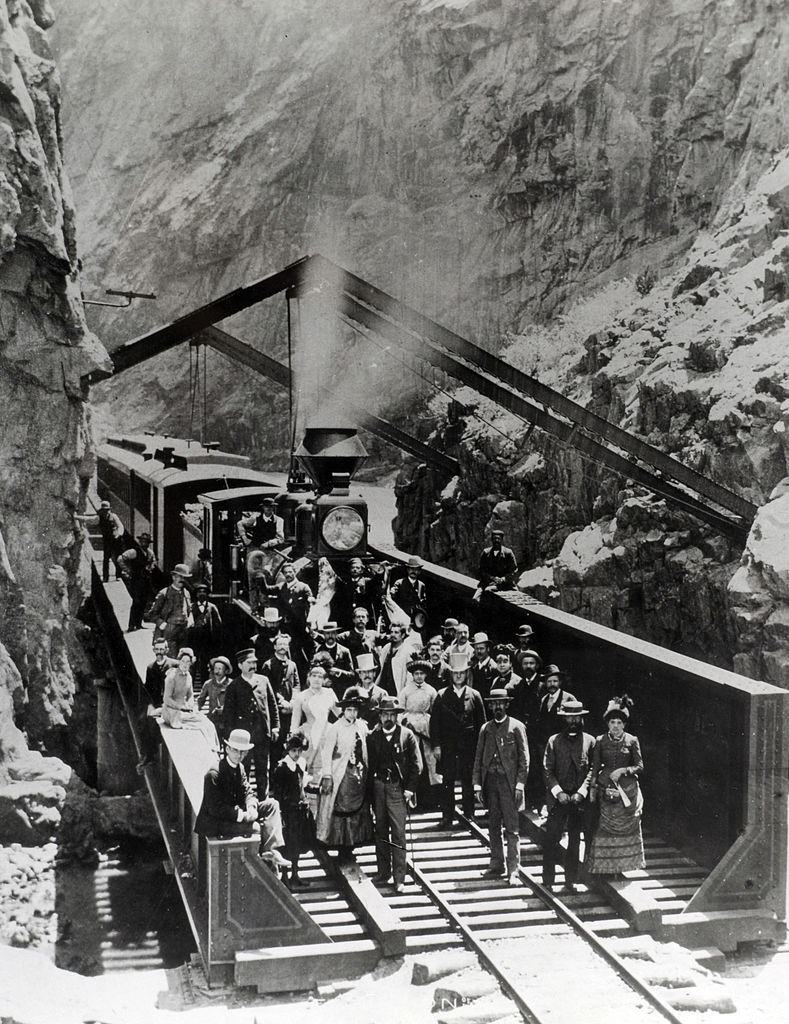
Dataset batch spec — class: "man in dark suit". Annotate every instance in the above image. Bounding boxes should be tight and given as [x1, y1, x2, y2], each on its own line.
[430, 652, 486, 827]
[473, 529, 518, 602]
[194, 728, 288, 872]
[222, 649, 280, 798]
[473, 688, 529, 885]
[470, 632, 497, 699]
[533, 665, 576, 812]
[388, 556, 427, 625]
[339, 607, 380, 667]
[315, 622, 355, 696]
[543, 699, 596, 894]
[367, 697, 422, 892]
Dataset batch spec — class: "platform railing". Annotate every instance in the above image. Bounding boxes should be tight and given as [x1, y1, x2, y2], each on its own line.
[370, 543, 789, 928]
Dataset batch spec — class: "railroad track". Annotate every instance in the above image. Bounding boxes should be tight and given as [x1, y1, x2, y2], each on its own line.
[288, 808, 731, 1023]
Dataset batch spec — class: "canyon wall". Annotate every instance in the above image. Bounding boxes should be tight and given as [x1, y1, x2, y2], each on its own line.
[0, 0, 107, 815]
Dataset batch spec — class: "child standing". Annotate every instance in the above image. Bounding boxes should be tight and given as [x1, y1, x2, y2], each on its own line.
[272, 733, 316, 889]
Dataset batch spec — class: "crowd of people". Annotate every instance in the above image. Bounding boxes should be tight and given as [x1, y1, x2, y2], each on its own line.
[130, 547, 645, 898]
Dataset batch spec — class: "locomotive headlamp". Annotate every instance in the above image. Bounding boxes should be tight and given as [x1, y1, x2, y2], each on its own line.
[321, 506, 366, 552]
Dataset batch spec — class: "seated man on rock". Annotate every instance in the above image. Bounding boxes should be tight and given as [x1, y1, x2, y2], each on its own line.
[194, 728, 289, 870]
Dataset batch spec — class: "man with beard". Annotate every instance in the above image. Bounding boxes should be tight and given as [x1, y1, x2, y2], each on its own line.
[367, 696, 422, 893]
[542, 698, 596, 894]
[315, 622, 355, 694]
[222, 649, 280, 799]
[473, 688, 529, 886]
[188, 583, 223, 687]
[388, 556, 427, 626]
[344, 557, 380, 624]
[470, 632, 497, 699]
[339, 607, 380, 667]
[533, 664, 576, 813]
[355, 653, 388, 728]
[441, 618, 459, 649]
[376, 621, 421, 697]
[473, 529, 518, 602]
[512, 626, 539, 677]
[446, 622, 473, 661]
[262, 635, 298, 770]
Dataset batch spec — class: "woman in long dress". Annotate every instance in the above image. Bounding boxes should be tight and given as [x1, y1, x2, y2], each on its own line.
[400, 658, 441, 808]
[315, 686, 374, 859]
[161, 648, 219, 753]
[290, 666, 339, 789]
[587, 696, 645, 876]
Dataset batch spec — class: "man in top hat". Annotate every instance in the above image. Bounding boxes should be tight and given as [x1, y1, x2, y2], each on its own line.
[473, 688, 529, 886]
[145, 563, 194, 656]
[356, 653, 388, 728]
[470, 632, 497, 700]
[430, 651, 486, 827]
[388, 556, 428, 626]
[441, 618, 459, 649]
[542, 698, 596, 894]
[339, 607, 380, 668]
[376, 621, 421, 697]
[194, 728, 288, 873]
[473, 529, 518, 602]
[315, 622, 355, 698]
[222, 649, 280, 799]
[188, 582, 223, 686]
[367, 696, 422, 892]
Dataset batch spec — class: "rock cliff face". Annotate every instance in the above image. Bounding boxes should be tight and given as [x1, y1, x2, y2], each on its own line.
[0, 0, 106, 794]
[50, 1, 789, 676]
[53, 0, 789, 460]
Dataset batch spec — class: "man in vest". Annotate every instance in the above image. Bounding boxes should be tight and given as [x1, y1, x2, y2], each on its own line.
[240, 497, 286, 611]
[543, 698, 596, 894]
[388, 556, 428, 627]
[315, 622, 355, 697]
[222, 649, 280, 799]
[356, 653, 389, 728]
[146, 563, 193, 656]
[261, 635, 298, 770]
[339, 607, 380, 667]
[473, 688, 529, 886]
[367, 696, 422, 892]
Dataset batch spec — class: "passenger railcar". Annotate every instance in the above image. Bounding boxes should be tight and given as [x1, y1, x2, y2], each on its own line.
[96, 434, 279, 570]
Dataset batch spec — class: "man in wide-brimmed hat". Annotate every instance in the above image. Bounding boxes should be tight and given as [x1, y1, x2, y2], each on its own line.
[194, 728, 288, 874]
[542, 698, 596, 894]
[145, 562, 193, 655]
[197, 655, 233, 739]
[367, 696, 422, 892]
[315, 621, 355, 698]
[388, 555, 428, 627]
[473, 688, 529, 886]
[355, 653, 388, 728]
[222, 649, 280, 799]
[430, 651, 486, 828]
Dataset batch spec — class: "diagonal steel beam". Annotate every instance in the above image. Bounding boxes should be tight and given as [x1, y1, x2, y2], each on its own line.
[313, 254, 756, 524]
[339, 293, 749, 542]
[201, 327, 458, 477]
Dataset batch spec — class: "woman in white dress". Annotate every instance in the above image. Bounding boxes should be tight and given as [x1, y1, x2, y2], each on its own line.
[315, 686, 374, 859]
[400, 658, 441, 808]
[290, 666, 339, 806]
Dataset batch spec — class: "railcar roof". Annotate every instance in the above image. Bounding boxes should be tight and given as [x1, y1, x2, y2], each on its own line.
[97, 434, 272, 488]
[198, 485, 284, 504]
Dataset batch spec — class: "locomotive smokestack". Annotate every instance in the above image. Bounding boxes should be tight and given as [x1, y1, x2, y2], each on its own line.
[294, 426, 368, 495]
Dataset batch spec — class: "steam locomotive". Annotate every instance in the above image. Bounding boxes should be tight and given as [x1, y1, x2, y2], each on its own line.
[95, 426, 371, 608]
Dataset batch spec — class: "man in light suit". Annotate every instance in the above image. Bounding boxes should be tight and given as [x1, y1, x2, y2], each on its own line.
[473, 688, 529, 886]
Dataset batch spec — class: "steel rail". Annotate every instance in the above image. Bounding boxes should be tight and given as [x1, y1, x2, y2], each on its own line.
[458, 813, 687, 1024]
[405, 853, 544, 1024]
